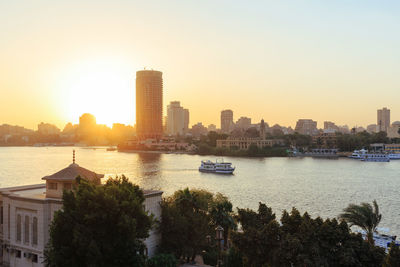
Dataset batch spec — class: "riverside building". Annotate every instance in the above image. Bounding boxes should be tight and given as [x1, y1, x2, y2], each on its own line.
[217, 119, 283, 150]
[136, 70, 163, 140]
[0, 155, 162, 267]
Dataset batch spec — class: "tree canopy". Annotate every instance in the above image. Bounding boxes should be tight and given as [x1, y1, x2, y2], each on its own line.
[45, 176, 153, 267]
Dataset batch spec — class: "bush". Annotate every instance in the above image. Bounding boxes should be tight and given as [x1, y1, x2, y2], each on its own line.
[147, 253, 177, 267]
[203, 248, 218, 266]
[224, 247, 244, 267]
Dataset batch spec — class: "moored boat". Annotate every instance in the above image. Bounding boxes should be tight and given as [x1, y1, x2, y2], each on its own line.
[199, 159, 235, 174]
[360, 153, 390, 162]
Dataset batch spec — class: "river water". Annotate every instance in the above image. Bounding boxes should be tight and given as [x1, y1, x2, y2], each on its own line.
[0, 147, 399, 235]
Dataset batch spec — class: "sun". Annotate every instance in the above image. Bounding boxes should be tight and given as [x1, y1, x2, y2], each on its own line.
[56, 58, 136, 127]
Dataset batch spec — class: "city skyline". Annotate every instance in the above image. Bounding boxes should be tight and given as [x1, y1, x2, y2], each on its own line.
[1, 1, 400, 129]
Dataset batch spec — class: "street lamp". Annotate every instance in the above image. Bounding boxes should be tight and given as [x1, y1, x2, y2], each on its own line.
[215, 225, 224, 267]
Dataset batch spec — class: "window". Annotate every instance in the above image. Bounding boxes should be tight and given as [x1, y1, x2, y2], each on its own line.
[24, 216, 29, 243]
[16, 250, 21, 258]
[16, 214, 21, 241]
[63, 183, 72, 190]
[48, 182, 57, 190]
[32, 254, 38, 263]
[32, 217, 38, 245]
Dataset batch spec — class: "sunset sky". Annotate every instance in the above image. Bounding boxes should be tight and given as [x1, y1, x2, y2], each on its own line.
[1, 1, 400, 130]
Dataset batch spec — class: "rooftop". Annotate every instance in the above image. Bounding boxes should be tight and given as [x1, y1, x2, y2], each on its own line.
[41, 163, 104, 181]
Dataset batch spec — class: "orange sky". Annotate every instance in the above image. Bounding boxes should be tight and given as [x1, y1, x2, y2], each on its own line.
[1, 1, 400, 130]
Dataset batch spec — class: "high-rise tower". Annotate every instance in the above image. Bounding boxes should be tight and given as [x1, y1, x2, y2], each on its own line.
[377, 107, 390, 133]
[221, 110, 233, 134]
[136, 70, 163, 140]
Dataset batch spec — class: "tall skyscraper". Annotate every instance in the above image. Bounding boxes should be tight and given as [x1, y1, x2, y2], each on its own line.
[166, 101, 189, 136]
[221, 109, 233, 133]
[377, 107, 390, 133]
[136, 70, 163, 140]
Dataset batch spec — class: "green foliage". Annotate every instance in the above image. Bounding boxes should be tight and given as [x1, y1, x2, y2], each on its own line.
[160, 188, 213, 261]
[339, 200, 382, 245]
[285, 133, 313, 148]
[44, 176, 152, 267]
[224, 247, 244, 267]
[336, 131, 390, 151]
[210, 193, 236, 246]
[146, 253, 177, 267]
[231, 203, 385, 267]
[160, 188, 236, 262]
[203, 248, 218, 266]
[384, 243, 400, 267]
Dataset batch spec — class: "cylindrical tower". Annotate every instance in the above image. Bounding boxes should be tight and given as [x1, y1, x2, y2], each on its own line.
[136, 70, 163, 140]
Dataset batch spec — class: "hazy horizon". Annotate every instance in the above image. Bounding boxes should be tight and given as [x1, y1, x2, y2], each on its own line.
[1, 1, 400, 130]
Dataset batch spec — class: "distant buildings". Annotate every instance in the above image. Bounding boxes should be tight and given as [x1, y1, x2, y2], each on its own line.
[323, 121, 339, 132]
[217, 119, 283, 150]
[235, 117, 251, 130]
[207, 124, 217, 132]
[37, 123, 60, 135]
[387, 121, 400, 138]
[0, 159, 162, 267]
[190, 122, 208, 138]
[220, 110, 234, 134]
[166, 101, 189, 136]
[136, 70, 163, 140]
[366, 124, 379, 134]
[377, 107, 390, 133]
[295, 119, 318, 136]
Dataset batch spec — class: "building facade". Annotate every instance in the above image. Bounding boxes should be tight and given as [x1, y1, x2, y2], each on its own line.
[217, 119, 283, 150]
[377, 107, 390, 133]
[220, 110, 234, 134]
[136, 70, 163, 140]
[235, 117, 251, 130]
[166, 101, 189, 136]
[0, 160, 162, 267]
[295, 119, 318, 136]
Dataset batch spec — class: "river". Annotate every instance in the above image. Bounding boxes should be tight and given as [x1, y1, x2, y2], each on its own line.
[0, 146, 399, 235]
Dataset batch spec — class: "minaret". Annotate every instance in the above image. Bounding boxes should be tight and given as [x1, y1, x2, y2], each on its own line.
[260, 119, 266, 140]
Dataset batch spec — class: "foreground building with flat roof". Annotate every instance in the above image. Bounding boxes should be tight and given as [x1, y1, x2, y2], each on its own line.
[0, 157, 162, 267]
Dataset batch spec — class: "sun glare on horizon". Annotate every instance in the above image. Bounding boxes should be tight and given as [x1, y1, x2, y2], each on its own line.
[56, 58, 136, 127]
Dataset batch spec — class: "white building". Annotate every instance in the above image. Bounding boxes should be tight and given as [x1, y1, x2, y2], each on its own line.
[166, 101, 189, 136]
[0, 159, 162, 267]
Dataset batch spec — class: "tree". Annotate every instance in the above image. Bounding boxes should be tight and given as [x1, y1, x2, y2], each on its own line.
[147, 254, 177, 267]
[232, 203, 385, 267]
[384, 243, 400, 267]
[45, 176, 152, 267]
[339, 200, 381, 245]
[209, 193, 236, 248]
[160, 188, 213, 262]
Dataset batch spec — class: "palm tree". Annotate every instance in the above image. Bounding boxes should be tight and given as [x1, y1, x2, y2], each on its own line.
[339, 200, 382, 245]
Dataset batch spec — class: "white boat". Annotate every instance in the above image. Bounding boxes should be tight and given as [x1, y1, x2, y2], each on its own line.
[199, 159, 235, 174]
[357, 230, 400, 252]
[388, 153, 400, 160]
[349, 149, 390, 162]
[361, 153, 390, 162]
[349, 149, 368, 159]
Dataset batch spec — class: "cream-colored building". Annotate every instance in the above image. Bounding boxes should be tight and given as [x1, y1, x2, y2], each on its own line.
[217, 119, 284, 150]
[0, 160, 162, 267]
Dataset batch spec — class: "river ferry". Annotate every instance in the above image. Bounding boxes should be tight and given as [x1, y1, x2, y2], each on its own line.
[361, 153, 390, 162]
[349, 149, 390, 162]
[357, 230, 400, 252]
[199, 159, 235, 174]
